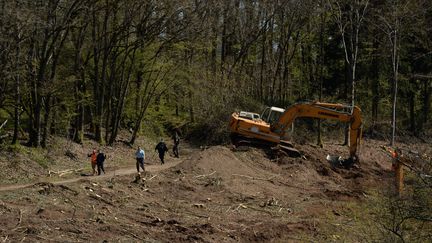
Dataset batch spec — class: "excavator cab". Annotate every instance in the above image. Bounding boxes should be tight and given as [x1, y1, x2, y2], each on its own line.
[261, 107, 285, 124]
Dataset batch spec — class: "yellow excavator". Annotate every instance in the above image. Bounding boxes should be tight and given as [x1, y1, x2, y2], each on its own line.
[229, 101, 362, 165]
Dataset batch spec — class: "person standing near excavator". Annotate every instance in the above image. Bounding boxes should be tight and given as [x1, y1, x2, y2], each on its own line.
[391, 148, 404, 194]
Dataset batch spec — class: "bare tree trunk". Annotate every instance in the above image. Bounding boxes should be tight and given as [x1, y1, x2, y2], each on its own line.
[390, 29, 399, 146]
[12, 36, 20, 144]
[41, 95, 51, 148]
[329, 0, 369, 146]
[188, 78, 195, 123]
[130, 101, 149, 145]
[317, 3, 324, 147]
[220, 5, 228, 73]
[72, 23, 87, 144]
[91, 3, 109, 144]
[90, 4, 100, 141]
[28, 36, 42, 147]
[259, 17, 267, 103]
[104, 53, 116, 143]
[186, 50, 195, 123]
[210, 6, 218, 76]
[391, 75, 397, 146]
[343, 61, 349, 145]
[371, 38, 380, 125]
[409, 89, 415, 133]
[135, 71, 143, 117]
[109, 47, 137, 145]
[422, 80, 430, 127]
[74, 99, 84, 143]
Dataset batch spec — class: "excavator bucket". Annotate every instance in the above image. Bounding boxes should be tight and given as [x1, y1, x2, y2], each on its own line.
[326, 154, 355, 168]
[326, 154, 342, 164]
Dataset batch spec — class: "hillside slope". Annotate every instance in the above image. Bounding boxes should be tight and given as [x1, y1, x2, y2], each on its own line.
[1, 137, 422, 241]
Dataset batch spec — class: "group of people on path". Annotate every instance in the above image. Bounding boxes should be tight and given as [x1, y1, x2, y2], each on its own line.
[136, 134, 179, 173]
[87, 149, 106, 176]
[89, 131, 181, 175]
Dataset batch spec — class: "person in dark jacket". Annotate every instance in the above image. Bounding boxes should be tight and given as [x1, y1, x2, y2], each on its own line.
[155, 139, 168, 164]
[96, 150, 106, 175]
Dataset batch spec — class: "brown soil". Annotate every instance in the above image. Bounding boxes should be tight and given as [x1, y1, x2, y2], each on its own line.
[0, 136, 430, 242]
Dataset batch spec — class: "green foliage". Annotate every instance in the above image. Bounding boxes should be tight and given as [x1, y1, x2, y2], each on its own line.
[32, 153, 50, 169]
[0, 144, 50, 169]
[187, 76, 262, 144]
[371, 179, 432, 242]
[0, 143, 28, 154]
[142, 104, 188, 139]
[317, 171, 432, 242]
[0, 109, 8, 120]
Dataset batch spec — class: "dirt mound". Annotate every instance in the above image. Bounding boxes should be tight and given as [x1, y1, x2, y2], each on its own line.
[169, 138, 395, 204]
[176, 146, 259, 177]
[277, 139, 394, 200]
[173, 146, 292, 195]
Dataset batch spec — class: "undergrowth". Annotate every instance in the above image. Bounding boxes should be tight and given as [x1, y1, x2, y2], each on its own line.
[317, 174, 432, 243]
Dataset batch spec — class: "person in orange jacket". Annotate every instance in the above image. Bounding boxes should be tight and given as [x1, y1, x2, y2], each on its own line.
[391, 148, 404, 194]
[87, 149, 97, 175]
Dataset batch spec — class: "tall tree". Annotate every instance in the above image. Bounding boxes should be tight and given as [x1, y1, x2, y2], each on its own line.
[377, 0, 427, 145]
[23, 0, 83, 147]
[328, 0, 369, 145]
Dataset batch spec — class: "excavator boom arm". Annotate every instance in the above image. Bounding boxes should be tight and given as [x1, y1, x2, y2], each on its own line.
[272, 102, 362, 158]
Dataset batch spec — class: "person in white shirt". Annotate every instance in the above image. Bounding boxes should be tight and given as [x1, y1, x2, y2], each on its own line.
[135, 146, 145, 172]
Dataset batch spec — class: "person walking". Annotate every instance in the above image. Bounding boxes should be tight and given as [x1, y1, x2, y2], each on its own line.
[87, 149, 97, 176]
[172, 130, 180, 158]
[155, 139, 168, 164]
[96, 150, 106, 175]
[136, 146, 145, 173]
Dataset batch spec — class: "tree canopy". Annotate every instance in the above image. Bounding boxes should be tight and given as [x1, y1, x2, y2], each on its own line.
[0, 0, 431, 146]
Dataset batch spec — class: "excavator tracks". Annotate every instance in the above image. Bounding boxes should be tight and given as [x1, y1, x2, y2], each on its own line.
[279, 140, 302, 157]
[230, 134, 302, 158]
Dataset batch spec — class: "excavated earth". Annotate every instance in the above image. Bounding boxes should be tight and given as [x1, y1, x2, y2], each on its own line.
[0, 136, 430, 242]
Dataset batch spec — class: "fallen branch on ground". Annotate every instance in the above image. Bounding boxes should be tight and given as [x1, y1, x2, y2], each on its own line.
[10, 210, 23, 232]
[247, 205, 276, 216]
[195, 171, 216, 179]
[16, 209, 22, 227]
[235, 203, 248, 210]
[184, 210, 209, 219]
[48, 169, 84, 177]
[232, 174, 278, 181]
[89, 194, 114, 206]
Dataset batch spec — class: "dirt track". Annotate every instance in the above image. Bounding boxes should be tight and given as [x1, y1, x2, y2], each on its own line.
[0, 159, 184, 193]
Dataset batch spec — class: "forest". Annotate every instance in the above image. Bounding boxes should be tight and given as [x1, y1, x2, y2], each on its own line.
[0, 0, 431, 146]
